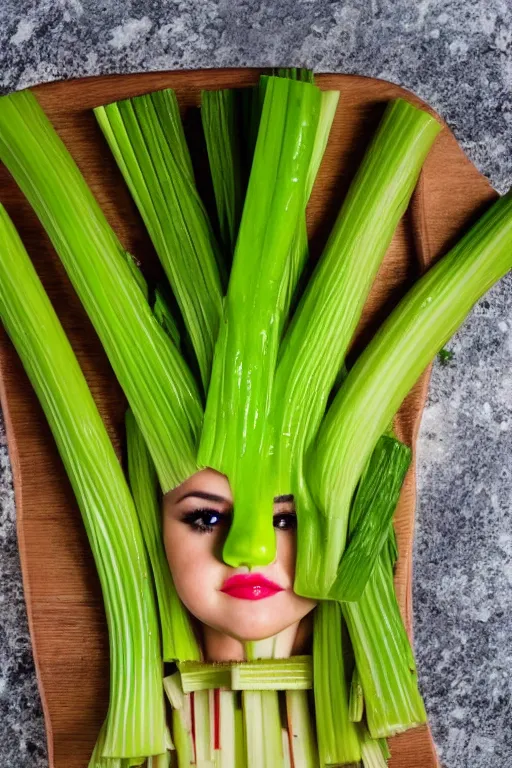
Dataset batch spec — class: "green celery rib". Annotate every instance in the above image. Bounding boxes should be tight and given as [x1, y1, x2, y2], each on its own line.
[330, 435, 411, 602]
[146, 753, 171, 768]
[0, 206, 165, 758]
[273, 99, 440, 500]
[308, 189, 512, 595]
[0, 89, 202, 493]
[285, 690, 318, 767]
[243, 690, 283, 768]
[358, 723, 388, 768]
[342, 547, 426, 738]
[201, 88, 243, 257]
[178, 661, 231, 692]
[125, 410, 200, 662]
[231, 657, 313, 690]
[313, 601, 361, 765]
[94, 89, 224, 392]
[198, 76, 321, 567]
[349, 666, 364, 723]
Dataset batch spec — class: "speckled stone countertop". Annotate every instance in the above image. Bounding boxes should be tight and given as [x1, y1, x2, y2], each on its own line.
[0, 2, 511, 767]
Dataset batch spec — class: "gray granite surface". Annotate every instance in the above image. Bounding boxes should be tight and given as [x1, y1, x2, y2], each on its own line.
[0, 2, 511, 767]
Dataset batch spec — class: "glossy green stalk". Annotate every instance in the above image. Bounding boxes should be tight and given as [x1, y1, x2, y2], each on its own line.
[309, 189, 512, 595]
[285, 690, 318, 767]
[95, 90, 224, 391]
[342, 548, 426, 738]
[201, 88, 243, 256]
[330, 435, 411, 601]
[0, 206, 165, 758]
[0, 89, 202, 493]
[358, 724, 388, 768]
[125, 410, 200, 662]
[198, 76, 321, 567]
[313, 601, 361, 765]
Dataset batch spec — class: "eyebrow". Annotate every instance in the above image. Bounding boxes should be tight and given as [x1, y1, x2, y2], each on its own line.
[177, 491, 295, 504]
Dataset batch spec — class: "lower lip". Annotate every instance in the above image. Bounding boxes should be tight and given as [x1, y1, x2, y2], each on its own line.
[221, 585, 283, 601]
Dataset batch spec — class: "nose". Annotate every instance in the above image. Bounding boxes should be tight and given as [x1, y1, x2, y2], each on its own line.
[222, 515, 276, 567]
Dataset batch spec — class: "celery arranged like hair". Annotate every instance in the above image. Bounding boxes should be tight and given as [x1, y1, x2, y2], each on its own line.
[0, 89, 202, 494]
[0, 206, 166, 758]
[94, 90, 224, 391]
[125, 410, 200, 662]
[199, 76, 322, 567]
[307, 189, 512, 595]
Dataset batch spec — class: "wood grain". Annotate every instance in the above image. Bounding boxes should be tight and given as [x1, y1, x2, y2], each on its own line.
[0, 69, 498, 768]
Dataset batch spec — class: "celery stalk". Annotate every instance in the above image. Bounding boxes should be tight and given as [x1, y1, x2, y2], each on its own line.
[313, 601, 361, 765]
[126, 410, 200, 662]
[358, 723, 389, 768]
[164, 674, 194, 767]
[0, 89, 202, 493]
[349, 666, 364, 723]
[285, 690, 318, 767]
[193, 690, 214, 765]
[201, 88, 243, 256]
[330, 435, 411, 601]
[243, 691, 284, 767]
[342, 549, 426, 738]
[218, 690, 238, 768]
[178, 661, 231, 692]
[231, 657, 313, 690]
[309, 189, 512, 595]
[198, 76, 321, 567]
[95, 90, 224, 390]
[0, 206, 165, 757]
[147, 753, 171, 768]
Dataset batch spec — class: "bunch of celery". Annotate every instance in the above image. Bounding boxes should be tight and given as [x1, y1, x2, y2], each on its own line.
[2, 64, 512, 768]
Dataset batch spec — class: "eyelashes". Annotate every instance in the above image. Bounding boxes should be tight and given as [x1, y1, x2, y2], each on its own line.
[180, 508, 297, 534]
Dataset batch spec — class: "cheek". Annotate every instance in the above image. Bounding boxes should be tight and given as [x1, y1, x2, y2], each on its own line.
[163, 521, 225, 621]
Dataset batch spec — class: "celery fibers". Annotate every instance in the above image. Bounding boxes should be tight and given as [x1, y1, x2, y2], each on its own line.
[243, 690, 283, 768]
[285, 690, 318, 768]
[313, 601, 361, 765]
[349, 666, 364, 723]
[342, 546, 427, 738]
[330, 435, 411, 601]
[125, 410, 200, 662]
[95, 90, 224, 391]
[0, 206, 165, 758]
[201, 88, 243, 256]
[198, 76, 321, 567]
[0, 89, 201, 493]
[308, 189, 512, 595]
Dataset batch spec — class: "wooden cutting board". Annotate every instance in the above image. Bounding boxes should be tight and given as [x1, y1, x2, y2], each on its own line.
[0, 69, 497, 768]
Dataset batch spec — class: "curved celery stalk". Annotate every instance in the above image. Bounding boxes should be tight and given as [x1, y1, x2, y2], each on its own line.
[0, 89, 202, 493]
[198, 77, 321, 567]
[95, 90, 224, 391]
[272, 98, 440, 509]
[330, 435, 411, 602]
[201, 88, 243, 257]
[308, 190, 512, 593]
[313, 601, 361, 765]
[349, 666, 364, 723]
[0, 206, 165, 758]
[125, 410, 200, 662]
[342, 551, 426, 738]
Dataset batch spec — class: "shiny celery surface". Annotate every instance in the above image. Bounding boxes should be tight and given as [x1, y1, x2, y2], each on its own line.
[0, 89, 201, 493]
[198, 76, 321, 567]
[331, 435, 411, 601]
[95, 90, 224, 391]
[125, 410, 200, 662]
[308, 189, 512, 595]
[313, 601, 361, 765]
[343, 542, 426, 738]
[0, 206, 165, 758]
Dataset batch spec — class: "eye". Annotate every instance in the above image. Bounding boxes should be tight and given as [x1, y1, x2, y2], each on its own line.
[181, 508, 230, 534]
[273, 512, 297, 531]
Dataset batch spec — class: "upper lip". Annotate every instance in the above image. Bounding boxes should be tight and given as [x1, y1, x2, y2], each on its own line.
[220, 573, 284, 592]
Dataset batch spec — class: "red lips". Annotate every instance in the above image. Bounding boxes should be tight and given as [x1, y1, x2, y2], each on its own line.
[220, 573, 284, 601]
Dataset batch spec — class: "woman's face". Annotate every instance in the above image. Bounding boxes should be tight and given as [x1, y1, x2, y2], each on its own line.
[163, 468, 316, 643]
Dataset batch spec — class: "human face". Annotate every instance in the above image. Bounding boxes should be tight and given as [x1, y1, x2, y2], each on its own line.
[163, 468, 316, 644]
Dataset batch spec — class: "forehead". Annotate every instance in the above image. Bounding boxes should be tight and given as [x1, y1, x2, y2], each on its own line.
[166, 468, 232, 504]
